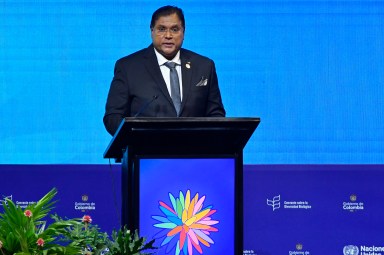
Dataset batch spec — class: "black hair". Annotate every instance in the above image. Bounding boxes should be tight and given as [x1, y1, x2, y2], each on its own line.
[150, 5, 185, 31]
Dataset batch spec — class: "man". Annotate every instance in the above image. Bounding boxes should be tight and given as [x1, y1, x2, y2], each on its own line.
[103, 5, 226, 136]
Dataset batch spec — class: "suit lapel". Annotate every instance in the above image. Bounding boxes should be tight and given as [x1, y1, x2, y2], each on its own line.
[143, 45, 173, 105]
[180, 49, 193, 112]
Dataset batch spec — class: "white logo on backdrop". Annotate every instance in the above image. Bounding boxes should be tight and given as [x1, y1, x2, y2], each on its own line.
[267, 195, 281, 211]
[0, 195, 13, 205]
[267, 195, 312, 211]
[343, 245, 359, 255]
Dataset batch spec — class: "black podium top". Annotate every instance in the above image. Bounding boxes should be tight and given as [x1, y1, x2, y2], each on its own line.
[103, 117, 260, 159]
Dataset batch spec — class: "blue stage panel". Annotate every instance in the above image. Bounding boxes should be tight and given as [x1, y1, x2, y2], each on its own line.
[243, 164, 384, 254]
[0, 164, 121, 234]
[1, 164, 384, 254]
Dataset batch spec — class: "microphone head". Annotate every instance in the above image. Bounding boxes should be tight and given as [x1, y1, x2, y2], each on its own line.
[134, 95, 159, 117]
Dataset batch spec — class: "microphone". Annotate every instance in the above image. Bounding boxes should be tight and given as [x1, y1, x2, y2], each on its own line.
[134, 95, 158, 117]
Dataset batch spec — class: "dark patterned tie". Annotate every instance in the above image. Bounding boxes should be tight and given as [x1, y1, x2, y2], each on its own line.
[164, 61, 181, 116]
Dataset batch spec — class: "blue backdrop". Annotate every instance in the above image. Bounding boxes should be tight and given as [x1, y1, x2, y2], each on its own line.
[1, 1, 384, 254]
[1, 0, 383, 164]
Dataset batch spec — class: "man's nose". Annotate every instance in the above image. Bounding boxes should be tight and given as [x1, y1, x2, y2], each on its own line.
[164, 29, 173, 37]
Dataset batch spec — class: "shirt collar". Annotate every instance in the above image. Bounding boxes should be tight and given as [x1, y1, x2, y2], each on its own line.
[154, 48, 181, 66]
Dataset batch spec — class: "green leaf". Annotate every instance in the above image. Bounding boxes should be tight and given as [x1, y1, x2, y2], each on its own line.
[31, 188, 58, 222]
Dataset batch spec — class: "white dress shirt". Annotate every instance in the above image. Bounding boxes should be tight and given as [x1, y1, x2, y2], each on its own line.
[154, 48, 183, 100]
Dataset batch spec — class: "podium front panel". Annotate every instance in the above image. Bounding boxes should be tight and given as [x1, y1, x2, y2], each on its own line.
[138, 157, 236, 255]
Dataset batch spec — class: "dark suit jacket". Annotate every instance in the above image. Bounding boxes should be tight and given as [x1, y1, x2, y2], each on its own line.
[103, 45, 226, 135]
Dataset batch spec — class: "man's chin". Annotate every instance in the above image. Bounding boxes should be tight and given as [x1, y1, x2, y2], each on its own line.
[161, 50, 177, 59]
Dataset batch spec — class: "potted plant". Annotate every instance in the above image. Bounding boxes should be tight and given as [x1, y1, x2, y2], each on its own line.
[0, 188, 156, 255]
[107, 226, 156, 255]
[51, 214, 110, 255]
[54, 215, 156, 255]
[0, 188, 81, 255]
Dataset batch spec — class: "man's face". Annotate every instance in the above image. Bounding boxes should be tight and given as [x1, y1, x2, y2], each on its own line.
[151, 13, 184, 60]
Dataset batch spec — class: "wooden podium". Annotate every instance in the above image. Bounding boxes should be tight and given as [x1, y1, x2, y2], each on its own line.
[104, 117, 260, 255]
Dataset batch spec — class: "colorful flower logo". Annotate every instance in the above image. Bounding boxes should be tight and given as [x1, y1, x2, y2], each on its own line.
[152, 190, 219, 255]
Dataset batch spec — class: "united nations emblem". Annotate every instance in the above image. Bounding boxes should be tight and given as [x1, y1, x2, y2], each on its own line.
[296, 243, 303, 251]
[82, 194, 88, 202]
[343, 245, 359, 255]
[350, 194, 357, 202]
